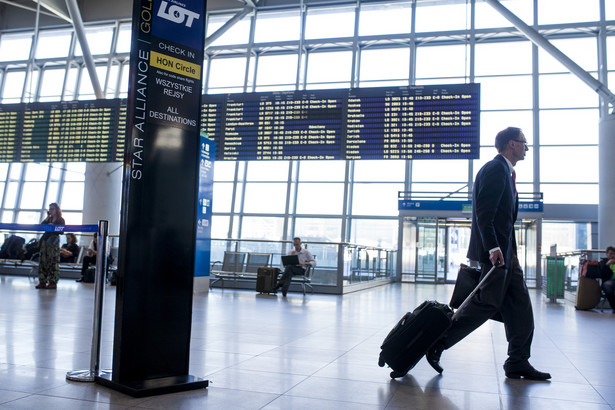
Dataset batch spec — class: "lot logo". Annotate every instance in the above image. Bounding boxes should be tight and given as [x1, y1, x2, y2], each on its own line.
[157, 1, 200, 28]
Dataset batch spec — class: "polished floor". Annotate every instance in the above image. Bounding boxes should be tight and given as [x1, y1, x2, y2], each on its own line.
[0, 275, 614, 409]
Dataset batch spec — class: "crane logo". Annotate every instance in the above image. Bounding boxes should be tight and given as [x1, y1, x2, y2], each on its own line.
[157, 1, 200, 28]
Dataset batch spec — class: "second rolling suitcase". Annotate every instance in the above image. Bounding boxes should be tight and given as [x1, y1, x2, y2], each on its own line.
[256, 267, 278, 293]
[575, 275, 601, 310]
[378, 265, 497, 378]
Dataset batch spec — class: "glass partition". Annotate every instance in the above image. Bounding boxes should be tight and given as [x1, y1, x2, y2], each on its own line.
[209, 238, 396, 294]
[542, 248, 604, 305]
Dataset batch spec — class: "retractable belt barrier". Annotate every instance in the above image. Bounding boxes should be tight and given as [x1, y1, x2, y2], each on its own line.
[0, 223, 99, 233]
[0, 221, 112, 383]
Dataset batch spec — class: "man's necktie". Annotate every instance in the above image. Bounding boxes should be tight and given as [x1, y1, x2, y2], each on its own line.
[512, 170, 517, 198]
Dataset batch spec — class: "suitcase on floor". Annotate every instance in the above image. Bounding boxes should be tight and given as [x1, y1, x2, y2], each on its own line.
[378, 300, 453, 378]
[256, 267, 278, 293]
[575, 276, 601, 310]
[378, 265, 497, 378]
[83, 267, 96, 283]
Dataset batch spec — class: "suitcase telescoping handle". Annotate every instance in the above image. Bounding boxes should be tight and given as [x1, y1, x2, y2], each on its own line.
[452, 264, 498, 320]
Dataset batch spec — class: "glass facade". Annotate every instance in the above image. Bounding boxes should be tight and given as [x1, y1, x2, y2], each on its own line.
[0, 0, 612, 254]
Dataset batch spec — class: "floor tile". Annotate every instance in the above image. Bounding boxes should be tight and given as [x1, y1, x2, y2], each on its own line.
[262, 395, 383, 410]
[134, 387, 277, 410]
[229, 354, 331, 376]
[1, 275, 615, 409]
[207, 368, 307, 394]
[0, 394, 130, 409]
[589, 384, 615, 407]
[0, 390, 30, 406]
[500, 395, 612, 410]
[386, 387, 502, 410]
[284, 376, 398, 405]
[501, 379, 606, 403]
[41, 382, 152, 406]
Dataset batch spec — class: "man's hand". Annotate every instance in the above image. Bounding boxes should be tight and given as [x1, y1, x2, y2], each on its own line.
[607, 258, 615, 266]
[490, 249, 504, 267]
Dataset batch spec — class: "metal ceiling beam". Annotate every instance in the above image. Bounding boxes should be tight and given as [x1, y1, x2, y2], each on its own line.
[0, 0, 62, 19]
[65, 0, 103, 99]
[485, 0, 615, 108]
[206, 5, 254, 46]
[34, 0, 72, 23]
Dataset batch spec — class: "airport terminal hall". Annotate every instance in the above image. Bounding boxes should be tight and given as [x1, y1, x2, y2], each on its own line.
[2, 0, 615, 408]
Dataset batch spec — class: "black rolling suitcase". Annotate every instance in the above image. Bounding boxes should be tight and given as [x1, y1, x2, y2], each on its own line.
[256, 267, 278, 293]
[378, 265, 497, 378]
[378, 301, 453, 378]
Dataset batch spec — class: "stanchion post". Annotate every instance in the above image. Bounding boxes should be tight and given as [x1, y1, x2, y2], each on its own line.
[66, 220, 109, 382]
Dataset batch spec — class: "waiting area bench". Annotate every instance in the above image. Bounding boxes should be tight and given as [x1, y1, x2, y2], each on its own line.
[0, 243, 118, 282]
[0, 258, 83, 280]
[210, 251, 272, 288]
[289, 263, 314, 294]
[210, 251, 314, 294]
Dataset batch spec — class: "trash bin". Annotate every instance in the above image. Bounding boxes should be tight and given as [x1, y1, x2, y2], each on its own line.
[544, 256, 565, 300]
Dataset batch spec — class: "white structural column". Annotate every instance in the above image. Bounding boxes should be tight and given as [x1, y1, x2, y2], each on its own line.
[83, 163, 122, 236]
[599, 113, 615, 249]
[65, 0, 104, 99]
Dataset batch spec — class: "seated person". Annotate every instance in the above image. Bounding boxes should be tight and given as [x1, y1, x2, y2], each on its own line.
[274, 237, 315, 297]
[76, 234, 97, 283]
[600, 246, 615, 312]
[60, 233, 79, 263]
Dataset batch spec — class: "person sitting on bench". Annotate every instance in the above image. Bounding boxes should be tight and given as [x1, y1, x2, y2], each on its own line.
[600, 246, 615, 312]
[274, 237, 315, 297]
[60, 233, 79, 263]
[76, 234, 97, 282]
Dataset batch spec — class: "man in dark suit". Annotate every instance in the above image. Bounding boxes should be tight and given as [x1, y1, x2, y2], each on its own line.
[426, 127, 551, 380]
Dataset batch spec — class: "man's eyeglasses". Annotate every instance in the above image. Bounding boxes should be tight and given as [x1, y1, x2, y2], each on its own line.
[512, 139, 529, 147]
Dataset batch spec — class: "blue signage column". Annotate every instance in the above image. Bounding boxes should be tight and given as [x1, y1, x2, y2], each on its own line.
[96, 0, 208, 397]
[194, 133, 214, 291]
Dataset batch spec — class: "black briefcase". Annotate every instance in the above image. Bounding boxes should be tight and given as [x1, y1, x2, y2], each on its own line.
[449, 264, 481, 309]
[450, 264, 503, 322]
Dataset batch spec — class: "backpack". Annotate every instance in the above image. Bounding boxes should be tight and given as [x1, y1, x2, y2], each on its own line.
[24, 239, 40, 261]
[0, 235, 26, 259]
[580, 259, 601, 279]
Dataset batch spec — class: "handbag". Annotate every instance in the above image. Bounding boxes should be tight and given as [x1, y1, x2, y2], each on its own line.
[46, 234, 60, 247]
[450, 264, 503, 322]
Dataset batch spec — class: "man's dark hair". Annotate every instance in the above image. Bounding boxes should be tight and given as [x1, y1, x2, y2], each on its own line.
[293, 237, 301, 242]
[607, 246, 615, 254]
[495, 127, 522, 153]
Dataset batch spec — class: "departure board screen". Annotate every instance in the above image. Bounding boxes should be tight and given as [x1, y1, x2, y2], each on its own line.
[0, 84, 479, 163]
[0, 99, 125, 163]
[202, 83, 480, 161]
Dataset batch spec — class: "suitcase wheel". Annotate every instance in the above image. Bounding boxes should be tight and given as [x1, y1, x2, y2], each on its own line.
[390, 370, 406, 379]
[378, 356, 385, 367]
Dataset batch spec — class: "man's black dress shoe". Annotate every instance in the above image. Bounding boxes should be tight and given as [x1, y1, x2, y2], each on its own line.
[504, 362, 551, 380]
[426, 342, 445, 374]
[75, 278, 83, 282]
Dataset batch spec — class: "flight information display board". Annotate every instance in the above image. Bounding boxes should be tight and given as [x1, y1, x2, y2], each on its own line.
[0, 99, 125, 163]
[202, 83, 480, 161]
[0, 84, 479, 163]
